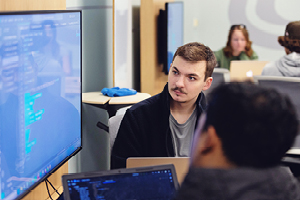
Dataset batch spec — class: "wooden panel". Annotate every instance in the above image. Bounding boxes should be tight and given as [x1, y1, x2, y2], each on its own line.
[0, 0, 66, 11]
[140, 0, 173, 96]
[22, 163, 68, 200]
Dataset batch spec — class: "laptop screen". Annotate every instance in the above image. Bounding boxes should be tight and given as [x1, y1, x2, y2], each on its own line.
[229, 60, 269, 81]
[62, 164, 179, 200]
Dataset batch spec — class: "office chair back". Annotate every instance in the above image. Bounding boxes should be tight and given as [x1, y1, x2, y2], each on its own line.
[254, 76, 300, 179]
[96, 105, 131, 153]
[254, 75, 300, 153]
[253, 76, 300, 119]
[108, 114, 125, 152]
[204, 68, 230, 96]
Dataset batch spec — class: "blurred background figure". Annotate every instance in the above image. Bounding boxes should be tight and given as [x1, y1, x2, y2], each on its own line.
[262, 21, 300, 77]
[31, 20, 71, 76]
[214, 24, 258, 70]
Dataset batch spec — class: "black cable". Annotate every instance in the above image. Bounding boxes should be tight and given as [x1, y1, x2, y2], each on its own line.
[45, 179, 54, 200]
[46, 178, 61, 196]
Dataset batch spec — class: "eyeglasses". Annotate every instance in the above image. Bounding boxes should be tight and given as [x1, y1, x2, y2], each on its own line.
[230, 24, 247, 30]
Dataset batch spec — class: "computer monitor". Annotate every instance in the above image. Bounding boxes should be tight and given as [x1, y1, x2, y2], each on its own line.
[0, 10, 82, 200]
[158, 2, 184, 75]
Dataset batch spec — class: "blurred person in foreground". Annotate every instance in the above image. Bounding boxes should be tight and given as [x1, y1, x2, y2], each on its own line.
[174, 82, 300, 200]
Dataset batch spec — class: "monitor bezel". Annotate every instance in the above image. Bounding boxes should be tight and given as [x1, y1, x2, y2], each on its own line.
[157, 2, 184, 75]
[0, 9, 83, 200]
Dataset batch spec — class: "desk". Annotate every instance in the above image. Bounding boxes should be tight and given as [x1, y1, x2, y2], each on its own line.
[82, 92, 111, 104]
[287, 149, 300, 156]
[282, 151, 300, 177]
[82, 92, 151, 117]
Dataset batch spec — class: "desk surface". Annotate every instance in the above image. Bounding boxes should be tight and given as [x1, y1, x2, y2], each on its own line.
[82, 92, 151, 105]
[287, 149, 300, 155]
[82, 92, 111, 104]
[109, 92, 151, 104]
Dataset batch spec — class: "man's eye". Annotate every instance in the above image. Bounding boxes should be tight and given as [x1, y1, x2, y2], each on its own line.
[189, 77, 195, 81]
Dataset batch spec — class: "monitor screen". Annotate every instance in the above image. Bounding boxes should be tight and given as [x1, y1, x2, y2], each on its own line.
[166, 2, 183, 73]
[0, 10, 82, 200]
[62, 164, 179, 200]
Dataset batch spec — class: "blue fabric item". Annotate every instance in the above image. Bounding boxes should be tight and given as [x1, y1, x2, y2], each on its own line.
[101, 87, 137, 97]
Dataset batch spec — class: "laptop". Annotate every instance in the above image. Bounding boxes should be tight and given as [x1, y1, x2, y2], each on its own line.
[127, 157, 189, 184]
[230, 60, 270, 81]
[62, 164, 179, 200]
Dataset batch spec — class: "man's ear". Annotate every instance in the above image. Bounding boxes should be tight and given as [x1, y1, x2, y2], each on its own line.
[199, 125, 218, 155]
[202, 77, 213, 91]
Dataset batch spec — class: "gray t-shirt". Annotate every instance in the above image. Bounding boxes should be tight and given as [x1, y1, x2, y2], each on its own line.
[169, 109, 197, 157]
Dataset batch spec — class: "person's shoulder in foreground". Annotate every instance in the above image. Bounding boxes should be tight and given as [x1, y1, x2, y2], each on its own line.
[111, 42, 217, 169]
[174, 81, 300, 200]
[262, 20, 300, 77]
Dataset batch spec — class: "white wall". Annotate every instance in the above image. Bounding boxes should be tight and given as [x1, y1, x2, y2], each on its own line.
[176, 0, 300, 62]
[67, 0, 113, 93]
[66, 0, 113, 173]
[114, 0, 133, 88]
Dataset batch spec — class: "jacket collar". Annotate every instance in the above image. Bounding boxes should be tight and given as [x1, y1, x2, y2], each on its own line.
[178, 166, 300, 199]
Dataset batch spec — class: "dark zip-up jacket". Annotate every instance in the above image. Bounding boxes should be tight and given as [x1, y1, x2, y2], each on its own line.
[111, 83, 207, 169]
[174, 166, 300, 200]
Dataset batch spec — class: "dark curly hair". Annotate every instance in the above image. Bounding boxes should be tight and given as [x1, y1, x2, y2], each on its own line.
[203, 82, 298, 168]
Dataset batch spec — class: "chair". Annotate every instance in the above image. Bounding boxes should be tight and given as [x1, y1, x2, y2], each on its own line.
[204, 68, 230, 96]
[281, 156, 300, 178]
[96, 106, 130, 152]
[108, 114, 125, 152]
[253, 76, 300, 178]
[253, 76, 300, 119]
[253, 76, 300, 138]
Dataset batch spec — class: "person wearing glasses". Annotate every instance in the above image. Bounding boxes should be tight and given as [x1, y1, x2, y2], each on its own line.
[214, 24, 258, 70]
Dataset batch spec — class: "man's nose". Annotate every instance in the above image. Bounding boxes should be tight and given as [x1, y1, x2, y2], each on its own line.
[176, 76, 184, 88]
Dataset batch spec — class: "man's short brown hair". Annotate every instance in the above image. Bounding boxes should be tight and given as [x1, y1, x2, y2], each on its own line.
[172, 42, 217, 80]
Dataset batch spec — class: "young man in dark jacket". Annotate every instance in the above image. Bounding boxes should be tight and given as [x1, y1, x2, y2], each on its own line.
[111, 42, 217, 169]
[174, 82, 300, 200]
